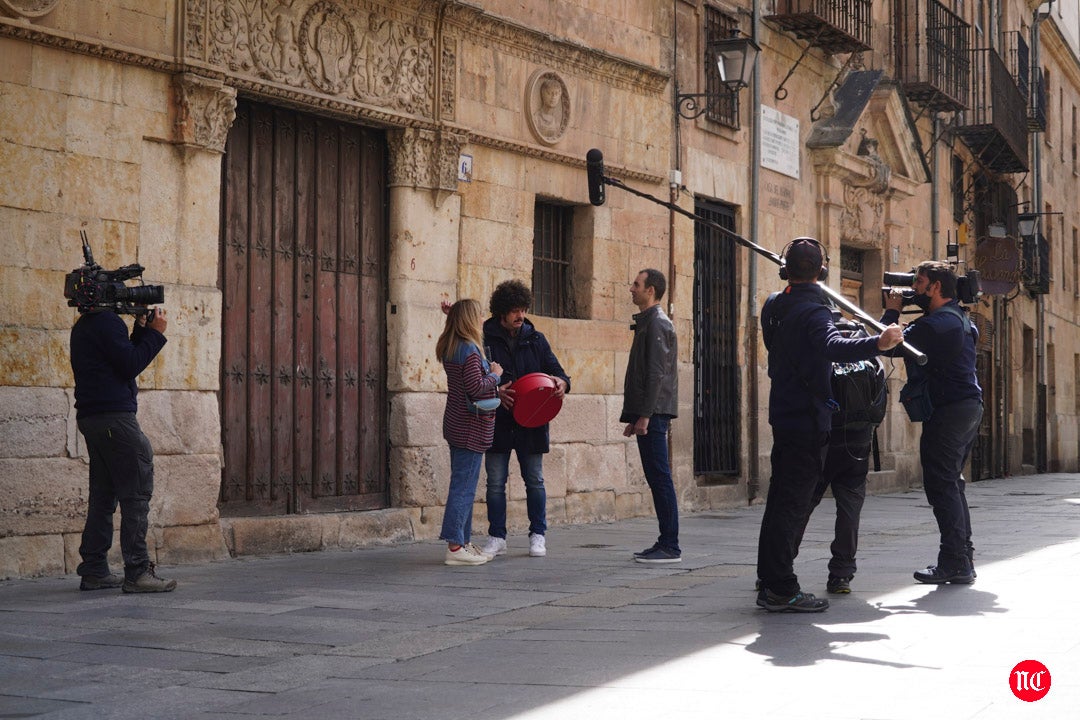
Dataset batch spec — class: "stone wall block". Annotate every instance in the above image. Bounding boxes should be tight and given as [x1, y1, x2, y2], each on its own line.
[564, 489, 616, 524]
[549, 394, 608, 444]
[0, 387, 68, 458]
[223, 515, 324, 556]
[158, 523, 229, 566]
[389, 445, 449, 508]
[137, 391, 221, 455]
[614, 491, 651, 520]
[563, 441, 626, 493]
[389, 392, 447, 447]
[0, 534, 66, 580]
[0, 457, 88, 536]
[332, 509, 417, 549]
[151, 454, 222, 527]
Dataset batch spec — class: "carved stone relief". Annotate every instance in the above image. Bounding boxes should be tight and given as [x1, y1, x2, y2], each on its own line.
[840, 130, 891, 246]
[0, 0, 60, 18]
[173, 73, 238, 153]
[526, 69, 569, 146]
[387, 126, 469, 206]
[191, 0, 446, 120]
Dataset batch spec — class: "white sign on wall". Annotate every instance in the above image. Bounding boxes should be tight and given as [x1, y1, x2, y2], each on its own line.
[760, 106, 800, 179]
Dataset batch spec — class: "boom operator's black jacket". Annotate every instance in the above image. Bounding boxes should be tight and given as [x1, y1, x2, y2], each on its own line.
[762, 283, 885, 436]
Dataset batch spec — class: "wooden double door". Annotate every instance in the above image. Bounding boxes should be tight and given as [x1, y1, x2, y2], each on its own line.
[219, 100, 388, 516]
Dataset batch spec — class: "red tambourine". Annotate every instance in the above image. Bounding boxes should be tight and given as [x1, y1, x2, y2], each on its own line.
[511, 372, 563, 428]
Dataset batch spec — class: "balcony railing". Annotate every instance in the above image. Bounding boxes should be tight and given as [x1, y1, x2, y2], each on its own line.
[1029, 71, 1047, 132]
[895, 0, 970, 111]
[955, 48, 1029, 173]
[765, 0, 872, 54]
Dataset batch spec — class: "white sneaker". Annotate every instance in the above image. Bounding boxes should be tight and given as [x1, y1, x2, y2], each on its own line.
[529, 533, 546, 557]
[481, 536, 507, 557]
[445, 543, 490, 566]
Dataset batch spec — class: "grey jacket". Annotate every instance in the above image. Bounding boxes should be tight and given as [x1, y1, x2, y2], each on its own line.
[620, 304, 678, 422]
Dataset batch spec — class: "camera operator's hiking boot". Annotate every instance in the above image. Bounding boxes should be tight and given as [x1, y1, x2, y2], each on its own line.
[761, 589, 829, 613]
[913, 565, 974, 585]
[79, 573, 123, 591]
[827, 576, 852, 594]
[122, 563, 177, 593]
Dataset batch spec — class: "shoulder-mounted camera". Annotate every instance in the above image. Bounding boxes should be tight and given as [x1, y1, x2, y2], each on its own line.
[63, 231, 164, 315]
[881, 268, 981, 313]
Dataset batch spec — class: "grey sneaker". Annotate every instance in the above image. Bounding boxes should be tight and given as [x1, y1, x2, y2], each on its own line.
[80, 573, 123, 591]
[529, 533, 546, 557]
[634, 546, 681, 564]
[122, 564, 177, 593]
[761, 589, 828, 613]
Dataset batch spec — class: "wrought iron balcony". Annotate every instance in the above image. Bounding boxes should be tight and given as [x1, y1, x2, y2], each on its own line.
[894, 0, 970, 112]
[1028, 71, 1047, 132]
[955, 48, 1029, 173]
[765, 0, 872, 54]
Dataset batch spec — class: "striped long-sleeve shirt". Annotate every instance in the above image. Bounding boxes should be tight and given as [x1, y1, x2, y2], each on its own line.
[442, 342, 500, 453]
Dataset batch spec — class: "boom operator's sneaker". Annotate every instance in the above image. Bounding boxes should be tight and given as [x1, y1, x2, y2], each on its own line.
[445, 543, 490, 566]
[760, 589, 829, 613]
[913, 565, 975, 584]
[826, 576, 852, 594]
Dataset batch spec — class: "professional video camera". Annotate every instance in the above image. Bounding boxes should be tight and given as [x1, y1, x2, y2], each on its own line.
[881, 268, 981, 312]
[64, 231, 164, 315]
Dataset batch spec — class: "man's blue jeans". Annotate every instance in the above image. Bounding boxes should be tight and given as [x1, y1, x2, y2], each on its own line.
[635, 414, 679, 553]
[920, 398, 982, 571]
[440, 447, 484, 546]
[485, 451, 547, 538]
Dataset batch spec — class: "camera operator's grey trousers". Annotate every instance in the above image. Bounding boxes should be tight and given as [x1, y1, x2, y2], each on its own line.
[76, 412, 154, 582]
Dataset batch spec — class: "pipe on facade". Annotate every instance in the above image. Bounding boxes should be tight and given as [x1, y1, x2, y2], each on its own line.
[746, 0, 762, 501]
[1031, 2, 1051, 472]
[930, 113, 940, 260]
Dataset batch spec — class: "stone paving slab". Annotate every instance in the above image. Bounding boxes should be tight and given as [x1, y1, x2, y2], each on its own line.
[1, 473, 1079, 719]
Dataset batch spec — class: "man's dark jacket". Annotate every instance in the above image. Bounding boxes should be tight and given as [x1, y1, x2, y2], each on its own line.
[483, 316, 570, 455]
[762, 284, 883, 435]
[619, 304, 678, 423]
[70, 310, 167, 419]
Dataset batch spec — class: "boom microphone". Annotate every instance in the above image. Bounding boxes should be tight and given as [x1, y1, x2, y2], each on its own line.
[586, 148, 606, 206]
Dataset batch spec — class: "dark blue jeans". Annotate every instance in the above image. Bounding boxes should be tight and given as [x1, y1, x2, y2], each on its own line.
[76, 413, 154, 582]
[635, 414, 679, 553]
[920, 398, 982, 571]
[758, 431, 829, 596]
[485, 451, 547, 538]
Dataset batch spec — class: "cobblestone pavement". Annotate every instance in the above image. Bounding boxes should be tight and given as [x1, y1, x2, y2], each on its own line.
[2, 473, 1078, 719]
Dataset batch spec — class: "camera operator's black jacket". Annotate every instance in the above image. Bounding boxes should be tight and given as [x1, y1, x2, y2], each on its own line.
[762, 284, 884, 435]
[880, 301, 981, 408]
[70, 310, 166, 419]
[483, 316, 570, 455]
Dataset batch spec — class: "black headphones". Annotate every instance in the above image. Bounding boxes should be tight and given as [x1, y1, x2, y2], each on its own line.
[778, 237, 829, 282]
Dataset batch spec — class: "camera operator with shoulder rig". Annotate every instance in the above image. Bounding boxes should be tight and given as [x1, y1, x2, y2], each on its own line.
[882, 260, 982, 586]
[67, 235, 175, 593]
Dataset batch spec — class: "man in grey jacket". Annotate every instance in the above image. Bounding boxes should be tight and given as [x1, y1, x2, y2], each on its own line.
[620, 269, 680, 563]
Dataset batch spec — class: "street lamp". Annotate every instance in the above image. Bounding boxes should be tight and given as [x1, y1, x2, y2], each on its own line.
[675, 32, 760, 120]
[1017, 211, 1038, 238]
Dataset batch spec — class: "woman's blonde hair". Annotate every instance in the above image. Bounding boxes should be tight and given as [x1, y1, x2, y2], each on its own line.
[435, 299, 485, 362]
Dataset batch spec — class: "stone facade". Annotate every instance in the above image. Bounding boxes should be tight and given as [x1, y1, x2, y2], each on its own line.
[1, 0, 1078, 579]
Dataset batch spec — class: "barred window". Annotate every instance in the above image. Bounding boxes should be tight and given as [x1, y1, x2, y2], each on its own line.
[532, 200, 574, 318]
[705, 7, 740, 129]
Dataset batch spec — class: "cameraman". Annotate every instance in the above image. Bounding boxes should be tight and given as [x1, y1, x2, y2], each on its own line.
[883, 261, 982, 585]
[70, 306, 176, 593]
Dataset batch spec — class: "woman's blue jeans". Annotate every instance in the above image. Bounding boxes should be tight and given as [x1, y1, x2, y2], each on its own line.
[485, 451, 547, 538]
[440, 447, 484, 546]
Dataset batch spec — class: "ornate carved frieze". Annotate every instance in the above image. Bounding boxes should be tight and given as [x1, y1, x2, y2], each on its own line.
[0, 0, 59, 18]
[173, 73, 238, 153]
[839, 131, 892, 246]
[187, 0, 445, 121]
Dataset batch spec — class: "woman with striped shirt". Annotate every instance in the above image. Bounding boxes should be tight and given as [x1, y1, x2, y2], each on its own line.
[436, 299, 503, 565]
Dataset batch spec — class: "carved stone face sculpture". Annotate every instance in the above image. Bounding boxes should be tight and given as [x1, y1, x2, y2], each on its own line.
[527, 70, 568, 145]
